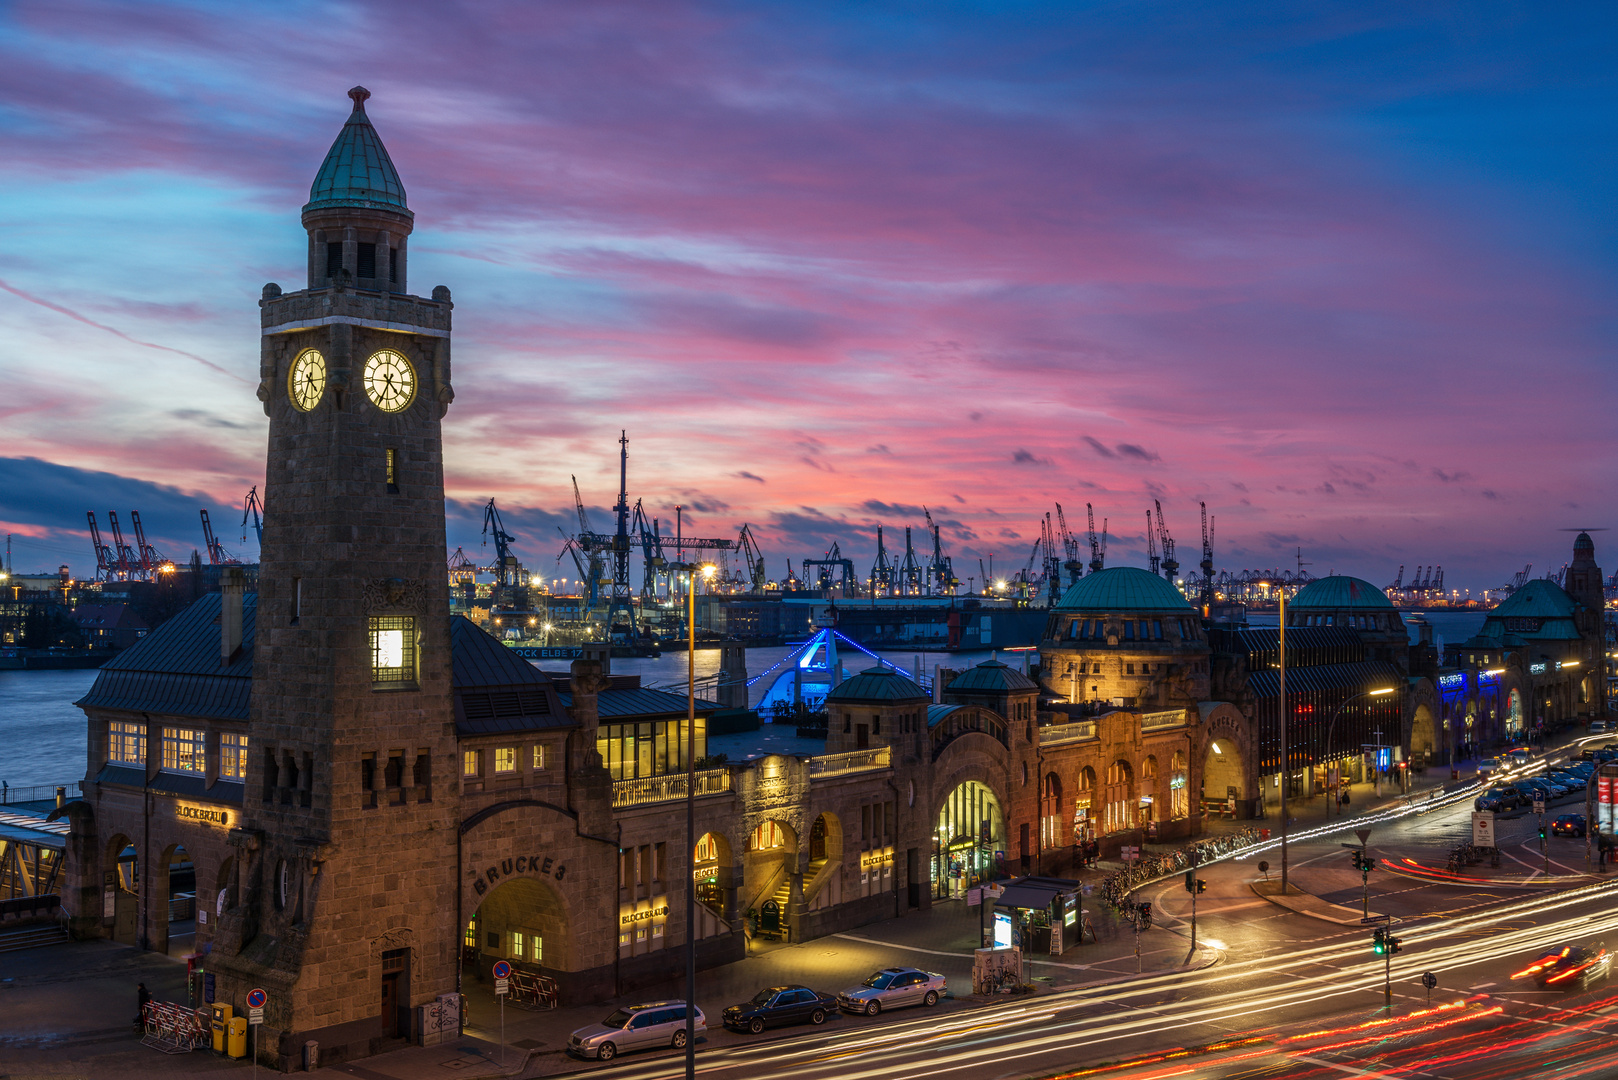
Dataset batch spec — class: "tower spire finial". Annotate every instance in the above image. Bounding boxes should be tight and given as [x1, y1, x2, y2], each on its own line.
[348, 85, 371, 111]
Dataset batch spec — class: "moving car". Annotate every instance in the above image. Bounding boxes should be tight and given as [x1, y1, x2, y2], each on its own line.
[722, 985, 837, 1033]
[837, 968, 948, 1015]
[1512, 944, 1613, 990]
[1552, 814, 1587, 838]
[569, 1001, 705, 1061]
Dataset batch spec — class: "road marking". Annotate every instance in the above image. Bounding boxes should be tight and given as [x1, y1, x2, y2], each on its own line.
[1293, 1053, 1405, 1078]
[1472, 982, 1496, 988]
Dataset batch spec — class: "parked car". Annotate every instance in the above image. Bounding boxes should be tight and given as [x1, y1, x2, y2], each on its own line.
[837, 968, 948, 1015]
[1513, 943, 1613, 990]
[723, 985, 837, 1033]
[569, 1001, 705, 1061]
[1476, 791, 1513, 812]
[1553, 814, 1587, 838]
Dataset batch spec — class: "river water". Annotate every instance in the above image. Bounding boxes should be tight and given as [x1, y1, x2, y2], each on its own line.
[0, 646, 1007, 793]
[0, 611, 1483, 794]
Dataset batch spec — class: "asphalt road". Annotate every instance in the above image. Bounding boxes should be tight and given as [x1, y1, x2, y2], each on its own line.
[553, 740, 1618, 1080]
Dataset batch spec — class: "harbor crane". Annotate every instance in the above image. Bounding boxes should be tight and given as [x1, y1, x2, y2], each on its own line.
[241, 487, 264, 546]
[1086, 504, 1107, 573]
[1054, 503, 1083, 588]
[107, 512, 139, 580]
[1198, 502, 1215, 612]
[200, 509, 239, 565]
[922, 507, 957, 595]
[1155, 501, 1178, 581]
[1146, 510, 1160, 576]
[480, 498, 521, 587]
[737, 523, 767, 593]
[129, 511, 168, 576]
[898, 527, 925, 596]
[804, 541, 857, 597]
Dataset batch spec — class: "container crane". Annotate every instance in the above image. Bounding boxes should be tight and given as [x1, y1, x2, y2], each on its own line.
[605, 432, 635, 642]
[86, 512, 117, 581]
[241, 487, 264, 546]
[922, 507, 957, 595]
[1041, 512, 1063, 604]
[107, 512, 138, 580]
[869, 526, 895, 598]
[737, 523, 767, 593]
[1198, 502, 1215, 613]
[200, 509, 238, 565]
[1145, 510, 1160, 576]
[804, 542, 858, 597]
[1086, 504, 1107, 573]
[130, 511, 168, 576]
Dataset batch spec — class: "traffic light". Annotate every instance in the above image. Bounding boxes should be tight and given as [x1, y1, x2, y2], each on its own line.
[1193, 878, 1207, 894]
[1351, 852, 1375, 873]
[1372, 927, 1387, 955]
[1185, 870, 1196, 894]
[1539, 824, 1548, 841]
[1387, 934, 1402, 956]
[1137, 902, 1152, 928]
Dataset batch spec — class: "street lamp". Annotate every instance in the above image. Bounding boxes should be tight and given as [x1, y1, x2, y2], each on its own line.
[675, 560, 715, 1080]
[1323, 687, 1396, 817]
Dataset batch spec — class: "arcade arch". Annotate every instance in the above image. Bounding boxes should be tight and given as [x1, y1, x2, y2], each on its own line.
[1074, 766, 1097, 842]
[155, 843, 195, 957]
[105, 834, 138, 945]
[1203, 738, 1246, 815]
[1101, 760, 1134, 833]
[1410, 703, 1437, 763]
[743, 817, 798, 938]
[933, 780, 1002, 899]
[464, 876, 570, 982]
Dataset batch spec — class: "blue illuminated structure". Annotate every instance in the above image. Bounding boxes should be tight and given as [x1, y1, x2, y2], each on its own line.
[749, 628, 924, 714]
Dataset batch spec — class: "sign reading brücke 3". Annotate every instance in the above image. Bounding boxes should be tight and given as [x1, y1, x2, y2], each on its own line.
[471, 853, 567, 896]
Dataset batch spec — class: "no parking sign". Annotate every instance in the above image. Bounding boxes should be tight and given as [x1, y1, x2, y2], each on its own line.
[492, 960, 511, 996]
[246, 987, 266, 1025]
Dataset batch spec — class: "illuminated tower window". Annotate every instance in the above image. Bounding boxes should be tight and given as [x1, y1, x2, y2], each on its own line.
[369, 616, 417, 688]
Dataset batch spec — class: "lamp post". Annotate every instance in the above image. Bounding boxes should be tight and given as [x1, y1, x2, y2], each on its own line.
[677, 561, 714, 1080]
[1278, 584, 1288, 893]
[1323, 687, 1397, 817]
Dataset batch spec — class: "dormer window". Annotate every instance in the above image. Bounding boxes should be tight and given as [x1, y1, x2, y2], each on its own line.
[357, 243, 377, 279]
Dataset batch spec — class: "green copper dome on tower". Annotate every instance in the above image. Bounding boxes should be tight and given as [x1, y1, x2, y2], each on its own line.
[1289, 576, 1393, 610]
[1055, 566, 1192, 612]
[304, 87, 411, 216]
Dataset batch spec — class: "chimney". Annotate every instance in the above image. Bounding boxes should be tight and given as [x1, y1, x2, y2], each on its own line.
[220, 568, 244, 664]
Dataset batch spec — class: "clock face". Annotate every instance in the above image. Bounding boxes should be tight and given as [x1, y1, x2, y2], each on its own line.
[363, 349, 416, 413]
[287, 349, 326, 412]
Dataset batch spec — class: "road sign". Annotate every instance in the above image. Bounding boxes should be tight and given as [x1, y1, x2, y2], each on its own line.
[248, 1007, 264, 1024]
[495, 978, 509, 996]
[1534, 799, 1546, 815]
[1354, 828, 1372, 846]
[246, 987, 267, 1010]
[491, 960, 512, 980]
[1472, 810, 1495, 847]
[1121, 845, 1140, 863]
[1421, 972, 1438, 989]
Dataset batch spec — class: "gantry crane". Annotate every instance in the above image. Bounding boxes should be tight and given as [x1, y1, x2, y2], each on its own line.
[1055, 503, 1083, 588]
[200, 509, 238, 565]
[481, 498, 520, 588]
[1155, 500, 1178, 581]
[1198, 502, 1216, 613]
[869, 526, 895, 598]
[241, 487, 264, 546]
[86, 512, 117, 581]
[1086, 504, 1107, 573]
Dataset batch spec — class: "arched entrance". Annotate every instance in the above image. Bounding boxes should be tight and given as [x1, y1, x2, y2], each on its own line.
[1410, 704, 1437, 764]
[1073, 767, 1096, 843]
[1039, 773, 1063, 851]
[744, 818, 798, 940]
[105, 835, 138, 945]
[1506, 690, 1523, 736]
[156, 843, 195, 957]
[1139, 757, 1159, 827]
[465, 876, 570, 988]
[807, 812, 849, 909]
[1101, 760, 1134, 833]
[933, 780, 1003, 899]
[1203, 738, 1245, 817]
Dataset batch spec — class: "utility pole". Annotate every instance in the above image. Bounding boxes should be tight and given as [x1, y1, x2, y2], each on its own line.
[1279, 584, 1289, 894]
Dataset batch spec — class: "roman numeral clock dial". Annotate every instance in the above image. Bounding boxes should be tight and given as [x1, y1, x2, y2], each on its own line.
[287, 348, 326, 411]
[364, 349, 416, 413]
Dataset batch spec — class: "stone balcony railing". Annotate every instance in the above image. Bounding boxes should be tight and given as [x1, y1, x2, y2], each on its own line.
[1141, 709, 1188, 732]
[1038, 719, 1098, 746]
[612, 768, 731, 808]
[808, 747, 891, 778]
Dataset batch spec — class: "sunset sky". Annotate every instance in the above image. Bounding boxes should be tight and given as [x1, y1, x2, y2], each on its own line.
[1, 2, 1613, 593]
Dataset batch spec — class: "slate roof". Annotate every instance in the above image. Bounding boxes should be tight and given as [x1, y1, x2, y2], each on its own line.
[1211, 626, 1362, 654]
[304, 87, 411, 215]
[1246, 660, 1404, 698]
[1488, 578, 1576, 620]
[947, 658, 1037, 694]
[448, 616, 570, 735]
[825, 665, 929, 704]
[76, 593, 255, 720]
[451, 616, 549, 687]
[926, 703, 963, 729]
[558, 687, 721, 721]
[1056, 566, 1192, 612]
[1289, 576, 1393, 610]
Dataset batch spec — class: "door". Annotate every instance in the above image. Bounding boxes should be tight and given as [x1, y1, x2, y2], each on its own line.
[380, 973, 400, 1037]
[625, 1011, 656, 1049]
[856, 724, 869, 750]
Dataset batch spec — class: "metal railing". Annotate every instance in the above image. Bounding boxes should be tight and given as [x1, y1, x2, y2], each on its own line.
[1039, 719, 1098, 745]
[808, 746, 891, 777]
[0, 782, 81, 806]
[1140, 709, 1187, 732]
[612, 768, 731, 808]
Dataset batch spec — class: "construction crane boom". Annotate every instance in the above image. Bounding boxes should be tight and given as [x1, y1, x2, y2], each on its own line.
[200, 509, 238, 566]
[242, 487, 264, 546]
[86, 512, 116, 581]
[481, 498, 520, 587]
[1086, 504, 1107, 573]
[130, 511, 165, 576]
[1055, 503, 1083, 587]
[1145, 510, 1160, 576]
[107, 512, 138, 580]
[1155, 500, 1178, 581]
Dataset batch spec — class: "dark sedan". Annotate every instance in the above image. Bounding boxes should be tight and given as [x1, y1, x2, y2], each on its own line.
[1513, 944, 1613, 990]
[1553, 814, 1587, 838]
[722, 985, 836, 1034]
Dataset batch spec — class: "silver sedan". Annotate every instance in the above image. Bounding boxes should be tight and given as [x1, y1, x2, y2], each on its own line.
[836, 967, 947, 1015]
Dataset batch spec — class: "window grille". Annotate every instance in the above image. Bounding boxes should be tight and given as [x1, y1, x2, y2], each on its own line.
[162, 727, 205, 773]
[220, 732, 248, 779]
[369, 616, 417, 688]
[109, 721, 144, 765]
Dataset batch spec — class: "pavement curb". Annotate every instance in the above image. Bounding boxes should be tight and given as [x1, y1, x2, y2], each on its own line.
[1249, 879, 1376, 926]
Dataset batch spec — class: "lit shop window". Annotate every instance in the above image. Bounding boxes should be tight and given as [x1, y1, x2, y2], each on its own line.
[750, 820, 786, 851]
[162, 727, 206, 773]
[369, 616, 417, 688]
[464, 920, 477, 948]
[494, 748, 516, 774]
[109, 721, 145, 766]
[220, 733, 248, 780]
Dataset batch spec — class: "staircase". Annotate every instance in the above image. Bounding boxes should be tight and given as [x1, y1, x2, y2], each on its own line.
[0, 924, 69, 952]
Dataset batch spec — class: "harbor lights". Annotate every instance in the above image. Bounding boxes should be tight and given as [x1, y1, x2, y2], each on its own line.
[672, 560, 716, 1080]
[1324, 687, 1397, 817]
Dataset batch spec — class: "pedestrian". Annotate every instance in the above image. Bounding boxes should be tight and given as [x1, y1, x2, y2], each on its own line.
[134, 981, 151, 1027]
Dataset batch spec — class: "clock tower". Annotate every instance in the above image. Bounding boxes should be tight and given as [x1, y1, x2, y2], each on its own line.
[209, 86, 460, 1059]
